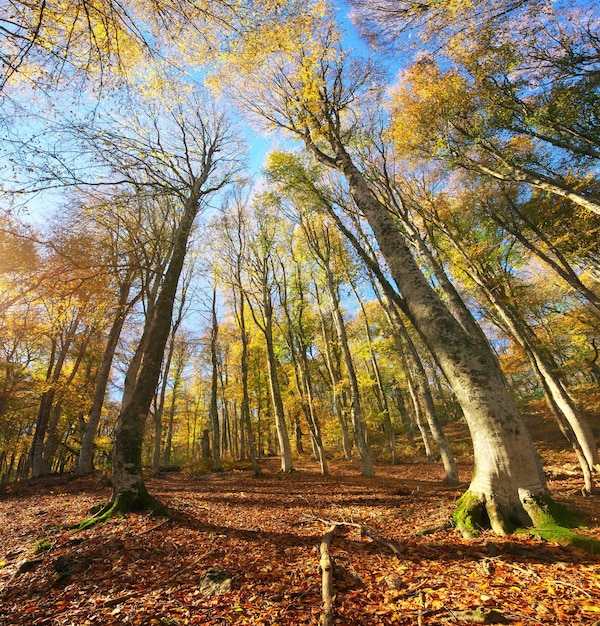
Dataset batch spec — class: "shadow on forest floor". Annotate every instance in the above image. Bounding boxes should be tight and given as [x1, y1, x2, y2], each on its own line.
[1, 422, 600, 624]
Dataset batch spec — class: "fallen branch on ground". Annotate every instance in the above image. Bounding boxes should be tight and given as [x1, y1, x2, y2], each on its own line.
[320, 524, 336, 626]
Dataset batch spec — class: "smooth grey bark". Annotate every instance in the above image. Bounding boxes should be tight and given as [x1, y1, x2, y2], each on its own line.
[160, 339, 186, 468]
[324, 267, 373, 476]
[331, 146, 545, 529]
[382, 294, 459, 483]
[261, 281, 294, 472]
[475, 277, 600, 490]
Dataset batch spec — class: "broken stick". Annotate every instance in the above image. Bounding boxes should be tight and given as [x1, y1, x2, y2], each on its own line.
[320, 524, 336, 626]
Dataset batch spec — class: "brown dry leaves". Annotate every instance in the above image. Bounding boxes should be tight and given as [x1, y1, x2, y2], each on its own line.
[1, 457, 600, 625]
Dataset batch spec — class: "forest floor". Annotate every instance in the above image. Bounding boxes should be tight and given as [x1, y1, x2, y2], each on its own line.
[2, 414, 600, 625]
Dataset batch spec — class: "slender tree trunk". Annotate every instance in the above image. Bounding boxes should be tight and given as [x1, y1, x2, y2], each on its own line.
[279, 266, 328, 474]
[77, 281, 134, 476]
[237, 291, 261, 476]
[394, 386, 415, 446]
[316, 288, 353, 460]
[31, 321, 78, 478]
[324, 269, 373, 476]
[263, 294, 294, 472]
[209, 286, 223, 471]
[350, 280, 397, 463]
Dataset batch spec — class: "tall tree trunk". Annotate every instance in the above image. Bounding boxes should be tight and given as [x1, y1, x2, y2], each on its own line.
[77, 280, 134, 476]
[279, 265, 328, 474]
[324, 269, 374, 476]
[236, 289, 261, 476]
[262, 286, 294, 472]
[313, 144, 547, 533]
[382, 294, 459, 483]
[209, 286, 223, 471]
[393, 386, 415, 446]
[315, 287, 353, 460]
[481, 284, 599, 490]
[99, 180, 204, 518]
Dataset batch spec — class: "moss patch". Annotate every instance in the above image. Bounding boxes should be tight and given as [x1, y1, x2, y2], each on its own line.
[452, 491, 488, 538]
[73, 484, 168, 531]
[522, 492, 581, 528]
[521, 526, 600, 552]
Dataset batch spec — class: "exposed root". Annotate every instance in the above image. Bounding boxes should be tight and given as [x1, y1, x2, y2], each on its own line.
[73, 486, 168, 531]
[453, 490, 600, 552]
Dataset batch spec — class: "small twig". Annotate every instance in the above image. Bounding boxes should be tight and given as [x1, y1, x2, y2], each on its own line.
[551, 579, 592, 598]
[302, 516, 402, 555]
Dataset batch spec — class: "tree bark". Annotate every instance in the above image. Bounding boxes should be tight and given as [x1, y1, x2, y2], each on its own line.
[77, 280, 134, 476]
[101, 180, 203, 518]
[209, 285, 223, 472]
[332, 150, 546, 531]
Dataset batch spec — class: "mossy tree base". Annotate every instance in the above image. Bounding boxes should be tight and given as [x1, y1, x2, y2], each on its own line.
[74, 483, 168, 531]
[453, 490, 600, 552]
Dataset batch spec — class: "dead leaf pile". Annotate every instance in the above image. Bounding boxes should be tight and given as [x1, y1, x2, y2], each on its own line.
[1, 455, 599, 625]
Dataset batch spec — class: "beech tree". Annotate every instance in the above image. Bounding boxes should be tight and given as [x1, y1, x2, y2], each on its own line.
[76, 88, 240, 524]
[231, 32, 568, 535]
[214, 189, 262, 476]
[239, 201, 294, 473]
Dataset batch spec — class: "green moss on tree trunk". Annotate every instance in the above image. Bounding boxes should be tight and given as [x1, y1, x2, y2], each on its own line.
[453, 490, 600, 552]
[74, 483, 168, 531]
[452, 491, 489, 538]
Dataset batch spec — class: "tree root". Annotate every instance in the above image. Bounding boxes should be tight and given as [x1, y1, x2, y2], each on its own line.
[72, 487, 168, 531]
[453, 490, 600, 552]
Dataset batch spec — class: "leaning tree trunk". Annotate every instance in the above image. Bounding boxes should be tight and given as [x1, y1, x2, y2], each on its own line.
[317, 146, 549, 534]
[382, 294, 459, 483]
[77, 281, 134, 476]
[81, 183, 203, 526]
[480, 286, 599, 492]
[325, 269, 374, 476]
